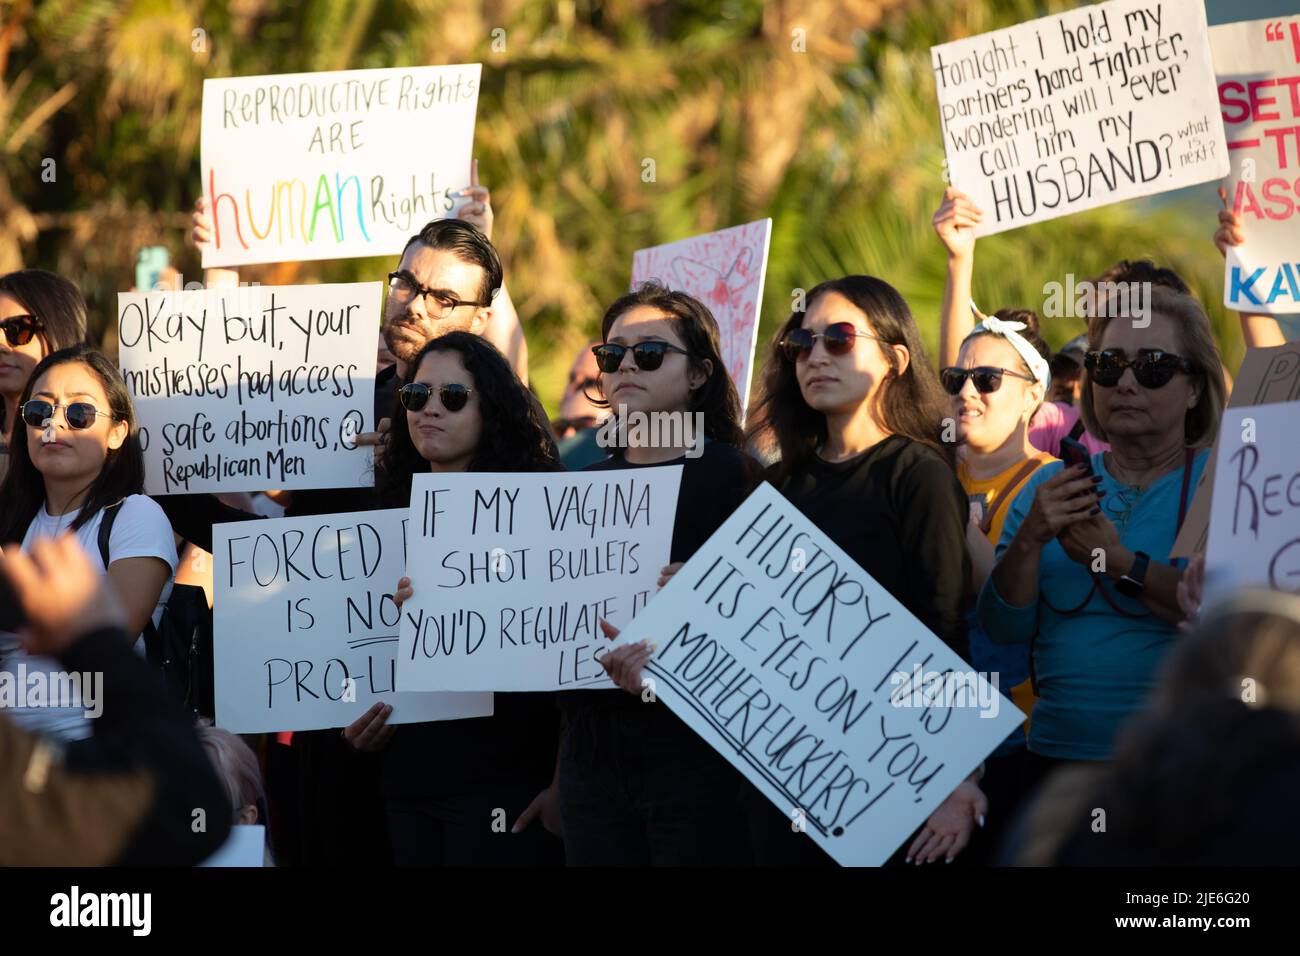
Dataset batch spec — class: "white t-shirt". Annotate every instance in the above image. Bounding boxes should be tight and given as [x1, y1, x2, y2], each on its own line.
[0, 494, 178, 742]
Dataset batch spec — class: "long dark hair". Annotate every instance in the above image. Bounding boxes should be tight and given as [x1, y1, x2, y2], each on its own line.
[0, 269, 88, 426]
[748, 275, 953, 485]
[596, 280, 745, 449]
[0, 345, 144, 542]
[377, 332, 560, 507]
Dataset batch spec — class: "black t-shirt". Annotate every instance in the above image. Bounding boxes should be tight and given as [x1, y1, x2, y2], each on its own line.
[559, 440, 755, 723]
[775, 435, 970, 659]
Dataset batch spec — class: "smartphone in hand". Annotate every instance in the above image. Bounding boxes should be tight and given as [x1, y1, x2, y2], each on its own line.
[1059, 436, 1093, 476]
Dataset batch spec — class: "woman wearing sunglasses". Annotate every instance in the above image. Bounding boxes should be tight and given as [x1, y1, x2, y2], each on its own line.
[744, 275, 984, 866]
[559, 280, 757, 866]
[0, 346, 177, 741]
[980, 284, 1226, 791]
[0, 270, 88, 476]
[347, 331, 565, 866]
[940, 308, 1057, 862]
[932, 188, 1110, 459]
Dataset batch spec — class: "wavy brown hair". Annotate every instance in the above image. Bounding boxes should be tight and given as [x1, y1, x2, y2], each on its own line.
[748, 275, 954, 484]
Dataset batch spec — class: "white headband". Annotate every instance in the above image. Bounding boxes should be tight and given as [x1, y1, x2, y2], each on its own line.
[965, 310, 1051, 392]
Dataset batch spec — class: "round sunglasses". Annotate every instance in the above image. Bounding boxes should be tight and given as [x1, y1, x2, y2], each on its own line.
[1085, 349, 1196, 389]
[779, 322, 887, 362]
[1, 314, 43, 348]
[398, 382, 473, 413]
[940, 366, 1035, 396]
[20, 399, 116, 430]
[591, 341, 692, 373]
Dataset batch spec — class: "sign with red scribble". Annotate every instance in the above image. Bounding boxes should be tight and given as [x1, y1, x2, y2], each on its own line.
[630, 219, 772, 413]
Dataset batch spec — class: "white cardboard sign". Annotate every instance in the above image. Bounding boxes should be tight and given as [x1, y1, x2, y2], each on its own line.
[200, 64, 480, 267]
[614, 483, 1023, 867]
[932, 0, 1229, 235]
[213, 510, 492, 733]
[398, 469, 683, 692]
[117, 283, 381, 495]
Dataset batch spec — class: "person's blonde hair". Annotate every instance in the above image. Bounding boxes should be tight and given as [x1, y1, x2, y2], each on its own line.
[199, 724, 264, 822]
[1079, 284, 1226, 449]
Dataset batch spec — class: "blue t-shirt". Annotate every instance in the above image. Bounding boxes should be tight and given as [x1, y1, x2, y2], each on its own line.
[977, 449, 1207, 760]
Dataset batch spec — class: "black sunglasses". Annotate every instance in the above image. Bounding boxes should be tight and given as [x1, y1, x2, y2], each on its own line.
[20, 399, 116, 430]
[940, 366, 1036, 396]
[398, 382, 473, 413]
[1085, 349, 1196, 389]
[1, 314, 42, 347]
[591, 341, 692, 373]
[779, 322, 887, 362]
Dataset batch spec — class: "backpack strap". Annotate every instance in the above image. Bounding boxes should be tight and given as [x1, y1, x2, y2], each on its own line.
[978, 458, 1043, 537]
[96, 499, 126, 568]
[96, 499, 164, 664]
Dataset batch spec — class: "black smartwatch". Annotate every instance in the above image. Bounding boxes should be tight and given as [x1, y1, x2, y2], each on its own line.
[1116, 550, 1151, 598]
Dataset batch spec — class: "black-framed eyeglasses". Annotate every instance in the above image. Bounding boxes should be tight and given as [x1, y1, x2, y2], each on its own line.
[940, 366, 1036, 396]
[20, 399, 117, 430]
[1085, 349, 1196, 389]
[387, 272, 490, 315]
[591, 341, 693, 373]
[398, 382, 473, 413]
[1, 314, 42, 347]
[779, 322, 887, 362]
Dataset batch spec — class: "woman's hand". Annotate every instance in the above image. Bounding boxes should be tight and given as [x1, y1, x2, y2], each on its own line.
[0, 536, 127, 657]
[512, 782, 563, 837]
[931, 187, 983, 261]
[343, 701, 395, 752]
[1214, 186, 1244, 258]
[455, 159, 493, 240]
[1019, 465, 1101, 547]
[656, 562, 682, 589]
[1056, 506, 1121, 568]
[906, 780, 988, 864]
[596, 619, 654, 695]
[394, 575, 413, 611]
[1177, 552, 1205, 631]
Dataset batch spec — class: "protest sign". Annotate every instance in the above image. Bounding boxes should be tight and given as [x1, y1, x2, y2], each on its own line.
[117, 283, 381, 495]
[932, 0, 1229, 235]
[1171, 342, 1300, 556]
[200, 826, 266, 868]
[613, 483, 1022, 867]
[1210, 16, 1300, 313]
[200, 64, 480, 267]
[397, 469, 682, 692]
[630, 219, 772, 411]
[213, 509, 491, 733]
[1206, 402, 1300, 602]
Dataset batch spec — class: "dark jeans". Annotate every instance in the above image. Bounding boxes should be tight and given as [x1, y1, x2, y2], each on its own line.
[386, 782, 564, 866]
[558, 704, 750, 866]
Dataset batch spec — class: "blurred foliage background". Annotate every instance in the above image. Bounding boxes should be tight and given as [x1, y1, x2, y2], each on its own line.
[1, 0, 1293, 412]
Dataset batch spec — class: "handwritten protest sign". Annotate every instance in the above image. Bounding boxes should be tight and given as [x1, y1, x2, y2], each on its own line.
[631, 219, 772, 411]
[614, 483, 1022, 867]
[213, 510, 491, 734]
[397, 469, 682, 692]
[117, 283, 380, 495]
[1171, 342, 1300, 556]
[1206, 402, 1300, 603]
[1211, 16, 1300, 313]
[932, 0, 1229, 235]
[200, 65, 480, 267]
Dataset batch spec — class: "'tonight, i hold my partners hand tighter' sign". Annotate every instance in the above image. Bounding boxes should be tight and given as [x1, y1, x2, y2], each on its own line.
[200, 64, 481, 267]
[613, 483, 1023, 867]
[932, 0, 1228, 235]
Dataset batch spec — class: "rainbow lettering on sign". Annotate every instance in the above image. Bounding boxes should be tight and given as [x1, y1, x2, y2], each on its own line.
[206, 169, 457, 252]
